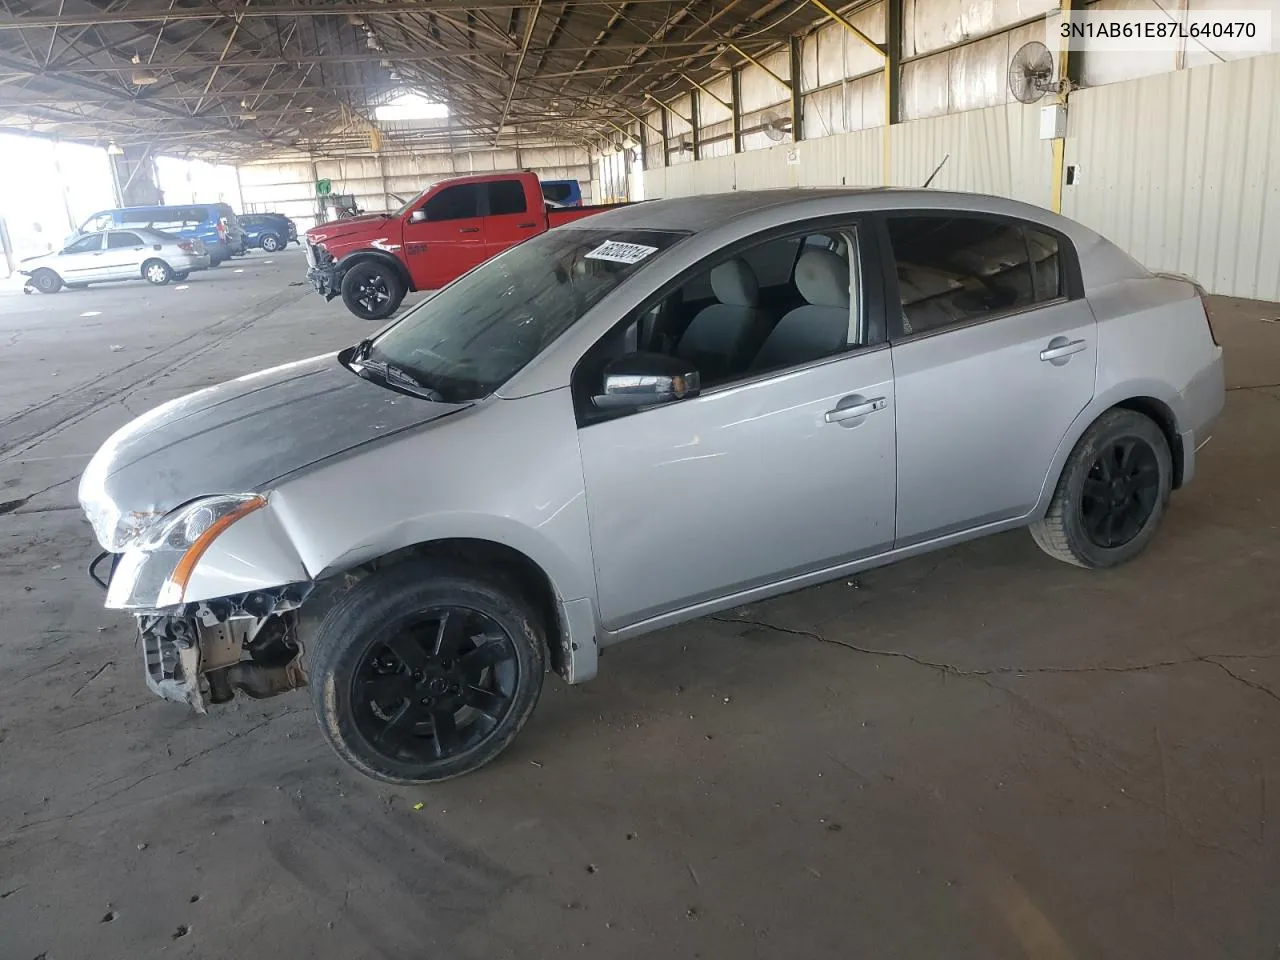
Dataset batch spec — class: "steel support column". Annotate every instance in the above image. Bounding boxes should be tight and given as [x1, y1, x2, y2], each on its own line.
[731, 67, 742, 154]
[789, 35, 804, 143]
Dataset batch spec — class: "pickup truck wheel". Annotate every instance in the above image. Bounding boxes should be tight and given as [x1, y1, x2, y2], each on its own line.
[1030, 409, 1172, 568]
[307, 561, 546, 784]
[341, 261, 405, 321]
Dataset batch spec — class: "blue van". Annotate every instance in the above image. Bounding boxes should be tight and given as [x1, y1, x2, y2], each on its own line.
[540, 179, 582, 207]
[79, 202, 246, 266]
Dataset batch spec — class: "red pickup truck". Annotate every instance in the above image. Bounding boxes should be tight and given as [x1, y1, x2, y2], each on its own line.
[304, 170, 617, 320]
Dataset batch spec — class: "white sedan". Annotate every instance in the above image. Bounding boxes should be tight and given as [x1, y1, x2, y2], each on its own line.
[20, 227, 211, 293]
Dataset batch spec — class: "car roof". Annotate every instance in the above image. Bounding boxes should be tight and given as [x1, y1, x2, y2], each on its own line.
[560, 187, 1110, 250]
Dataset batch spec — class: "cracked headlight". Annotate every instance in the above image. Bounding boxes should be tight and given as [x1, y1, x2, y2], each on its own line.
[107, 495, 266, 610]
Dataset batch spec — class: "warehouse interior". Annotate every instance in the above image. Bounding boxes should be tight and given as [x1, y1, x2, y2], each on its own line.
[2, 0, 1279, 957]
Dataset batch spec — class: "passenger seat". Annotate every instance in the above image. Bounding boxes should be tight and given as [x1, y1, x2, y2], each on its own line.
[676, 258, 772, 382]
[749, 248, 851, 371]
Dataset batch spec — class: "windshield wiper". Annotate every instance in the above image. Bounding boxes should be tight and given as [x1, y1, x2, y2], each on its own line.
[355, 356, 448, 403]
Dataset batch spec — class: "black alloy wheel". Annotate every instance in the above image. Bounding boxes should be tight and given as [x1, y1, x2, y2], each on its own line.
[1029, 408, 1173, 569]
[354, 273, 390, 313]
[340, 260, 405, 321]
[1079, 437, 1161, 549]
[350, 607, 520, 764]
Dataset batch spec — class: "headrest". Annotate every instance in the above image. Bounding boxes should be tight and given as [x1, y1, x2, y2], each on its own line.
[795, 248, 850, 309]
[709, 258, 760, 307]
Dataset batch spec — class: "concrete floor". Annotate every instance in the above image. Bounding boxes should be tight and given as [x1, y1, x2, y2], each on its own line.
[1, 254, 1278, 960]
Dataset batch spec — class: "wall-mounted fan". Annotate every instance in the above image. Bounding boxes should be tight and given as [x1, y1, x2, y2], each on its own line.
[1007, 41, 1062, 103]
[760, 109, 793, 142]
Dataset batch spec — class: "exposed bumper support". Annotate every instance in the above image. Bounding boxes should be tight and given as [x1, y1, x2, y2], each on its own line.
[305, 242, 341, 301]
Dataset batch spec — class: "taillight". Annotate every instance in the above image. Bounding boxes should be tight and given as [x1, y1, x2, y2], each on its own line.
[178, 240, 194, 252]
[216, 219, 227, 239]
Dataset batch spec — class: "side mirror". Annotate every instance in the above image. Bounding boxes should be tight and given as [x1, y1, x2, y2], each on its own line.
[409, 209, 428, 224]
[593, 352, 700, 410]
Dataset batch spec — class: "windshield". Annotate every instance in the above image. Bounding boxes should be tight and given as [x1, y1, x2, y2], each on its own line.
[364, 227, 683, 402]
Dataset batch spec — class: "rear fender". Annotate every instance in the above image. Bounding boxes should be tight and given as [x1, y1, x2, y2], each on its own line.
[335, 249, 413, 292]
[1029, 379, 1185, 519]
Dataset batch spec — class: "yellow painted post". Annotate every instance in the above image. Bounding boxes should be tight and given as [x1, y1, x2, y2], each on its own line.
[1050, 0, 1073, 213]
[884, 59, 892, 185]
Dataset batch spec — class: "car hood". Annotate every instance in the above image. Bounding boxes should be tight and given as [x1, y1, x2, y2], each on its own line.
[79, 352, 468, 550]
[20, 250, 56, 264]
[305, 214, 391, 245]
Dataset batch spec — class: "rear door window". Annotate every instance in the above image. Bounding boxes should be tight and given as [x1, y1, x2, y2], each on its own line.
[487, 180, 528, 216]
[884, 215, 1048, 337]
[107, 232, 143, 248]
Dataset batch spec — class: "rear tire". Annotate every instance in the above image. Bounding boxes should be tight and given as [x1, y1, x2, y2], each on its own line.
[142, 259, 172, 285]
[31, 269, 62, 294]
[1030, 409, 1172, 569]
[306, 561, 546, 784]
[260, 233, 281, 253]
[340, 260, 406, 321]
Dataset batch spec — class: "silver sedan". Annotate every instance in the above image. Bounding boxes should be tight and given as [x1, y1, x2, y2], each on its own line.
[78, 188, 1225, 784]
[20, 227, 211, 293]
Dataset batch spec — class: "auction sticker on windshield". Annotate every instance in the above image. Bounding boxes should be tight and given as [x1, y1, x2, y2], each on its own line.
[585, 240, 658, 264]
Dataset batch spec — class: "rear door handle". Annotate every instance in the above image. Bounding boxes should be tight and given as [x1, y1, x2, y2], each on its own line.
[1040, 338, 1088, 362]
[459, 227, 480, 234]
[825, 397, 887, 423]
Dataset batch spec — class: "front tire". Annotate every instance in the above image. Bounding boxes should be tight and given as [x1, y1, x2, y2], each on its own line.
[142, 259, 172, 285]
[306, 561, 546, 784]
[31, 269, 62, 294]
[340, 261, 406, 321]
[260, 233, 281, 252]
[1030, 409, 1172, 568]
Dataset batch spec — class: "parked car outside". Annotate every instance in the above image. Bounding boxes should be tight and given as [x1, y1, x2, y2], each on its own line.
[238, 213, 295, 252]
[80, 189, 1224, 786]
[80, 203, 244, 266]
[21, 227, 210, 292]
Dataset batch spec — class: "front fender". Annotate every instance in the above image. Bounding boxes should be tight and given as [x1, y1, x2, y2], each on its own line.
[184, 504, 311, 604]
[335, 248, 413, 292]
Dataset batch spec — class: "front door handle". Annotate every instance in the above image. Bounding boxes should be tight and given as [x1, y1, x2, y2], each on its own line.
[517, 222, 537, 229]
[825, 396, 887, 424]
[1040, 338, 1088, 362]
[458, 226, 480, 234]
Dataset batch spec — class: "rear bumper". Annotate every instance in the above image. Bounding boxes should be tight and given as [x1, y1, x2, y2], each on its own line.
[174, 252, 212, 272]
[1176, 346, 1226, 487]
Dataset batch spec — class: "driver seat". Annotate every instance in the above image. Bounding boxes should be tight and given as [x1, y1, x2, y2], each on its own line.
[676, 258, 772, 382]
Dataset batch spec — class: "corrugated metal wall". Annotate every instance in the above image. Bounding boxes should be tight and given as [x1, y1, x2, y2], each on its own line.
[239, 146, 594, 232]
[647, 101, 1046, 202]
[1063, 52, 1280, 302]
[645, 52, 1280, 300]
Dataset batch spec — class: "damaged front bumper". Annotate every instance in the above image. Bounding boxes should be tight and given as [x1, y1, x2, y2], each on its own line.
[137, 584, 314, 713]
[305, 242, 340, 302]
[91, 548, 314, 713]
